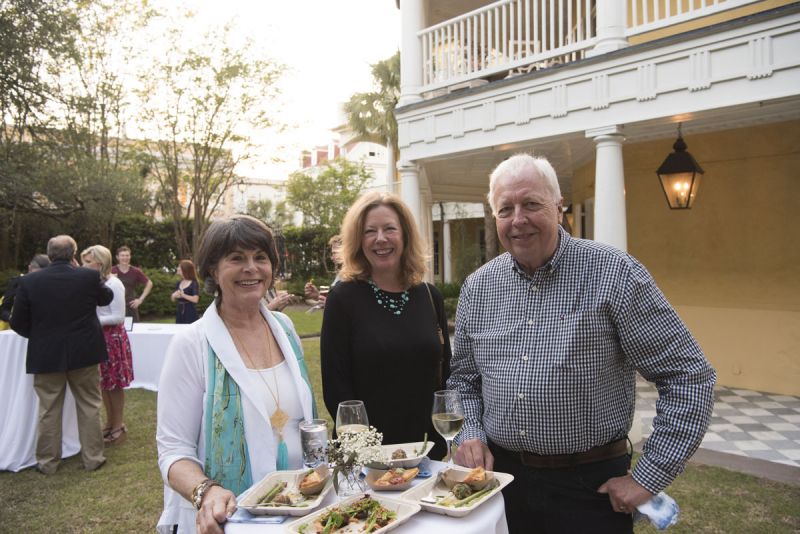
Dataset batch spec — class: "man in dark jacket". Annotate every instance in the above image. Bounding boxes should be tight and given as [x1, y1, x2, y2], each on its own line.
[11, 235, 113, 474]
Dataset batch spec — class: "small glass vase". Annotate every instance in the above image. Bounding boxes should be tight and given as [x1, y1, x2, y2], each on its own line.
[335, 464, 367, 497]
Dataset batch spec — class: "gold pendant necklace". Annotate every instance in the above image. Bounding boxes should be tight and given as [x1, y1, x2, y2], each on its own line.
[223, 314, 288, 438]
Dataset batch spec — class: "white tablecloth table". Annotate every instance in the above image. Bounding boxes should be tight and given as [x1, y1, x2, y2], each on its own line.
[225, 460, 509, 534]
[0, 331, 80, 471]
[128, 323, 189, 390]
[0, 323, 186, 471]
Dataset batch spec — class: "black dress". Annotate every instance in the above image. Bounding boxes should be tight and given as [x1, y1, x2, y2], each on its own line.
[174, 280, 199, 324]
[320, 280, 452, 460]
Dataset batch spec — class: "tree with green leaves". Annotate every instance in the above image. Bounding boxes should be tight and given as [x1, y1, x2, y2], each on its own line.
[246, 198, 292, 230]
[285, 157, 372, 233]
[343, 51, 400, 191]
[137, 18, 284, 258]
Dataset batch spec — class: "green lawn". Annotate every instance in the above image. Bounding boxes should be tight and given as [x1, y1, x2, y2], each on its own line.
[1, 338, 798, 532]
[143, 305, 323, 337]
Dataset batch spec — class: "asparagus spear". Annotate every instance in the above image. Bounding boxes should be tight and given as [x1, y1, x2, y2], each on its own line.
[257, 481, 287, 504]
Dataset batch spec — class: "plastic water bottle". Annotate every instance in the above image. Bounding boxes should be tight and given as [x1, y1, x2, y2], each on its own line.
[633, 492, 680, 530]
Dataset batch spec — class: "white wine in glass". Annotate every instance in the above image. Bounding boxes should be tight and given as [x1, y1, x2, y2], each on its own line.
[432, 390, 464, 465]
[336, 400, 369, 436]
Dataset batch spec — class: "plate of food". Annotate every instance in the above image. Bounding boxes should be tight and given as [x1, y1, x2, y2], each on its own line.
[285, 493, 421, 533]
[364, 467, 420, 491]
[399, 466, 513, 517]
[237, 465, 333, 516]
[380, 440, 435, 468]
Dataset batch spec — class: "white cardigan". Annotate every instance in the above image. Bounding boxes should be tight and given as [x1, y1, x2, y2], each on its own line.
[156, 302, 315, 534]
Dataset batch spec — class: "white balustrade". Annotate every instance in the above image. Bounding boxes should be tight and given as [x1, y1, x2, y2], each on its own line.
[627, 0, 762, 37]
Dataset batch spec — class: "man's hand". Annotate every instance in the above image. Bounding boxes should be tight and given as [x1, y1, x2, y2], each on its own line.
[453, 439, 494, 470]
[195, 485, 236, 534]
[597, 472, 653, 514]
[129, 297, 143, 310]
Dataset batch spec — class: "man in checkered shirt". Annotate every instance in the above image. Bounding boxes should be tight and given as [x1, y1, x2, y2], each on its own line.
[450, 154, 716, 533]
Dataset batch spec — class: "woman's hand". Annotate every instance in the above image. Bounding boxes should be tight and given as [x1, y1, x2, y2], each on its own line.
[171, 289, 181, 302]
[304, 282, 319, 300]
[266, 291, 293, 312]
[195, 485, 237, 534]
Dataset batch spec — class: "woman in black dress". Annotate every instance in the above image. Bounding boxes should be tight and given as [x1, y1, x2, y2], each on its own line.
[321, 192, 452, 460]
[171, 260, 200, 324]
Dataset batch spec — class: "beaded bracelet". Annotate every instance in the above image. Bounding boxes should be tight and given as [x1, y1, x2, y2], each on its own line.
[191, 478, 221, 510]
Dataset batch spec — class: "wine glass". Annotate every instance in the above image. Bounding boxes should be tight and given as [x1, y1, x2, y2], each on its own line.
[431, 390, 464, 465]
[335, 400, 369, 436]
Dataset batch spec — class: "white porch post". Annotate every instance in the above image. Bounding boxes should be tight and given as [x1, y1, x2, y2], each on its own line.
[586, 125, 627, 251]
[587, 1, 629, 57]
[399, 0, 424, 107]
[443, 217, 452, 283]
[398, 160, 421, 226]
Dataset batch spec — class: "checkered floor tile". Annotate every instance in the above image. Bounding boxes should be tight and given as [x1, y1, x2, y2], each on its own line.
[634, 377, 800, 468]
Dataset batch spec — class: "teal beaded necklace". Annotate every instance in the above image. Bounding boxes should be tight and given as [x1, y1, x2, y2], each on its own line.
[368, 279, 409, 316]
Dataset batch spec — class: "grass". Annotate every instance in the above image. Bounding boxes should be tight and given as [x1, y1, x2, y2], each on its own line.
[142, 305, 323, 337]
[2, 337, 799, 532]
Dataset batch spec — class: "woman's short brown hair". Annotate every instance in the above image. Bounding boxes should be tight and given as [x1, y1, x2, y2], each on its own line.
[337, 192, 427, 287]
[195, 215, 279, 304]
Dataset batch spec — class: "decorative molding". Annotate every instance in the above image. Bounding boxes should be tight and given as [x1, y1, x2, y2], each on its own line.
[453, 108, 465, 138]
[585, 125, 624, 139]
[515, 94, 530, 125]
[551, 84, 567, 118]
[689, 50, 711, 92]
[637, 63, 657, 102]
[482, 102, 496, 131]
[424, 116, 435, 143]
[748, 36, 773, 80]
[592, 74, 610, 110]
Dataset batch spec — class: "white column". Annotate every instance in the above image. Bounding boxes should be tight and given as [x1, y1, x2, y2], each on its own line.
[399, 0, 424, 107]
[398, 160, 421, 226]
[586, 0, 629, 58]
[442, 217, 452, 283]
[586, 125, 627, 251]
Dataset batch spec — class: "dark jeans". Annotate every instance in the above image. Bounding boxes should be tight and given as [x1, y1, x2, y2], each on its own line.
[490, 443, 634, 534]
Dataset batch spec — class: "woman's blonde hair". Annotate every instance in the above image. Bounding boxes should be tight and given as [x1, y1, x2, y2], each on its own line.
[337, 191, 427, 287]
[80, 245, 113, 278]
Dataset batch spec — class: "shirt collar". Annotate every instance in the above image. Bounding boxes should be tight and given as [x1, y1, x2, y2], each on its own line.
[510, 226, 571, 278]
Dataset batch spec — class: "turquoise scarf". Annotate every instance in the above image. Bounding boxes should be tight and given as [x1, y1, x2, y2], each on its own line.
[203, 312, 318, 492]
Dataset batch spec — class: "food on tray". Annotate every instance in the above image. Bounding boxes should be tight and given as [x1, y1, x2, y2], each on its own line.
[296, 496, 397, 533]
[436, 478, 500, 508]
[373, 467, 419, 488]
[463, 466, 486, 486]
[299, 469, 325, 495]
[391, 448, 407, 460]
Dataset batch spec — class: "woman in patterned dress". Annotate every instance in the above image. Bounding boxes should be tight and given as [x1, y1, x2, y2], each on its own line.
[81, 245, 134, 445]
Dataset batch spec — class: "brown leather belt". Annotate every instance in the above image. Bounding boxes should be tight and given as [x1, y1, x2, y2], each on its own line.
[490, 438, 629, 469]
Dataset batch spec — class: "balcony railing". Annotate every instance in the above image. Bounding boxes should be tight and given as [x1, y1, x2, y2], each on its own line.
[419, 0, 764, 93]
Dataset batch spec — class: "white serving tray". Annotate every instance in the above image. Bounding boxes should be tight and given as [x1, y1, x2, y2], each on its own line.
[238, 467, 333, 517]
[284, 493, 421, 533]
[399, 466, 513, 518]
[381, 441, 435, 468]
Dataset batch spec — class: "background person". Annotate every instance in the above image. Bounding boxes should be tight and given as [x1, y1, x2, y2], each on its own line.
[81, 245, 134, 446]
[450, 154, 716, 533]
[0, 254, 50, 325]
[304, 235, 343, 309]
[112, 245, 152, 322]
[320, 192, 451, 459]
[10, 235, 112, 474]
[171, 259, 200, 324]
[156, 215, 317, 534]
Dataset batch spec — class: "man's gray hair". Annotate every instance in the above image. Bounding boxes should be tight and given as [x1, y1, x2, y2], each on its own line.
[46, 235, 77, 262]
[487, 154, 561, 214]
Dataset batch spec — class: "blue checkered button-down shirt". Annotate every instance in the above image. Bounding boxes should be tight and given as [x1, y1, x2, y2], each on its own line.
[449, 228, 716, 494]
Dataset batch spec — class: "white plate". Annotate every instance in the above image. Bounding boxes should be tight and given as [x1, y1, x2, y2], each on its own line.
[399, 466, 513, 518]
[284, 493, 421, 533]
[237, 467, 333, 517]
[381, 441, 435, 468]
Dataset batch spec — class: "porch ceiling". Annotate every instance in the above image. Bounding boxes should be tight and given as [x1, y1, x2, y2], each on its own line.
[423, 95, 800, 204]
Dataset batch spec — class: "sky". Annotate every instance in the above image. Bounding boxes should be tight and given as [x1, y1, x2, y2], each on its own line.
[183, 0, 401, 179]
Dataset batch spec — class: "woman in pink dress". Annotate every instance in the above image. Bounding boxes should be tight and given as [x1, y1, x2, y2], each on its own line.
[81, 245, 134, 445]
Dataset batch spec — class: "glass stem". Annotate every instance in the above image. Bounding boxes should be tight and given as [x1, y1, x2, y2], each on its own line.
[446, 439, 453, 465]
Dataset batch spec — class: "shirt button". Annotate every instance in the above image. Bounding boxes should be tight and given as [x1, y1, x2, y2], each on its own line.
[521, 355, 529, 361]
[531, 285, 539, 292]
[519, 430, 527, 436]
[517, 393, 525, 400]
[527, 319, 533, 326]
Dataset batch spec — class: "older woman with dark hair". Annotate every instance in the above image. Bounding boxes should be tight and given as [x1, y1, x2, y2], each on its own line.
[156, 214, 317, 534]
[321, 192, 452, 459]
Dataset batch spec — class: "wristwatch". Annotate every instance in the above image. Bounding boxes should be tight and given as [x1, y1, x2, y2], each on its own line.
[191, 478, 221, 510]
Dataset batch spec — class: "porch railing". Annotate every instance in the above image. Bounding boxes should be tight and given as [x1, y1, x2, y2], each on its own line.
[418, 0, 765, 93]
